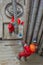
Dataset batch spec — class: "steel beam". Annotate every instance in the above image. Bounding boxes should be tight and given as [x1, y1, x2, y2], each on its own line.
[32, 0, 43, 42]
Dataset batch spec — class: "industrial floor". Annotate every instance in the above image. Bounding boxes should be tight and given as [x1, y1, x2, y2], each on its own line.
[0, 40, 43, 65]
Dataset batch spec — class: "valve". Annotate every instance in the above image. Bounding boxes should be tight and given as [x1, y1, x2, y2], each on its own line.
[8, 23, 14, 33]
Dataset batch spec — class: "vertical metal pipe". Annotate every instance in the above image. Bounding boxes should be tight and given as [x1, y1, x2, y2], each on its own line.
[25, 0, 34, 43]
[37, 19, 43, 43]
[39, 31, 43, 44]
[39, 33, 43, 49]
[37, 32, 43, 53]
[0, 12, 3, 38]
[29, 0, 34, 19]
[32, 0, 43, 42]
[12, 0, 18, 34]
[27, 0, 40, 44]
[23, 0, 31, 42]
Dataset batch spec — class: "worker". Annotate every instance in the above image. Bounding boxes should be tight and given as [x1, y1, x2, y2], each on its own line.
[18, 41, 38, 60]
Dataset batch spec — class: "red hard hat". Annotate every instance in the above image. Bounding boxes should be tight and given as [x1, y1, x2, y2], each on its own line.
[30, 44, 37, 53]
